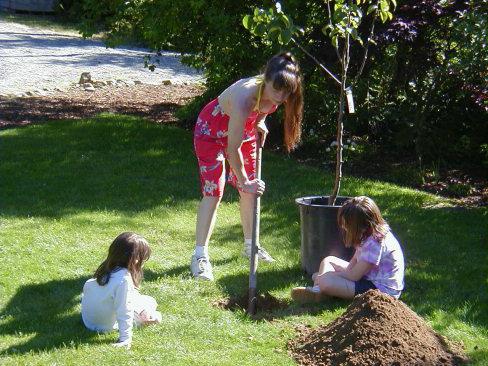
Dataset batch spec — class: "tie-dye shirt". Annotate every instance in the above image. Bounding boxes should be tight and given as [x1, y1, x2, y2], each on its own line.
[357, 231, 405, 298]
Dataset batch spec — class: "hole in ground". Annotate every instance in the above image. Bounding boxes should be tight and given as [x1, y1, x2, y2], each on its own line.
[213, 291, 288, 315]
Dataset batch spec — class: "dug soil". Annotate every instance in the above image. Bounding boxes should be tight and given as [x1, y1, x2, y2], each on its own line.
[213, 291, 288, 315]
[288, 290, 468, 366]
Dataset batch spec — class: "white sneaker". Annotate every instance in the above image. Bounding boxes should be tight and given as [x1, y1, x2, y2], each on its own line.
[243, 245, 275, 263]
[191, 255, 214, 281]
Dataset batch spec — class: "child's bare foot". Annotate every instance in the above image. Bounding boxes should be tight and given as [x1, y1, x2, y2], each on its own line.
[291, 286, 327, 303]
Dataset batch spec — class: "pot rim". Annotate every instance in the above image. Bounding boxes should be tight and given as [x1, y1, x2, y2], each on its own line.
[295, 195, 351, 208]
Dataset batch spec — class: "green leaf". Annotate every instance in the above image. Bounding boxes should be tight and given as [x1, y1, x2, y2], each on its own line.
[280, 13, 291, 28]
[390, 0, 397, 8]
[332, 35, 339, 49]
[351, 28, 358, 40]
[322, 24, 332, 36]
[254, 23, 266, 36]
[279, 28, 293, 45]
[367, 5, 377, 15]
[242, 15, 251, 29]
[368, 37, 377, 45]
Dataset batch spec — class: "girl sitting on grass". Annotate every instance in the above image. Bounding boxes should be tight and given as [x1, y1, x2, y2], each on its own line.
[292, 196, 405, 303]
[81, 232, 161, 349]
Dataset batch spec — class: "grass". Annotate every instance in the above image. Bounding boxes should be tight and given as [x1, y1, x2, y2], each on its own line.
[0, 114, 487, 365]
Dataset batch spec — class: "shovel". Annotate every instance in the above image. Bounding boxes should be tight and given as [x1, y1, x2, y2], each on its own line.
[247, 133, 263, 316]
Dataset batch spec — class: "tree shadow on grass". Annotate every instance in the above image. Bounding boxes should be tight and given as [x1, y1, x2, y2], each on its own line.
[144, 256, 240, 281]
[0, 276, 103, 355]
[0, 114, 201, 218]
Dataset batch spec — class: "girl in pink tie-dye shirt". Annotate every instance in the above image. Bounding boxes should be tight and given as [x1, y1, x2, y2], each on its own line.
[292, 196, 405, 303]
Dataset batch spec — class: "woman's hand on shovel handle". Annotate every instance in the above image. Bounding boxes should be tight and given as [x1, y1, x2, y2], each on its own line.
[240, 179, 265, 196]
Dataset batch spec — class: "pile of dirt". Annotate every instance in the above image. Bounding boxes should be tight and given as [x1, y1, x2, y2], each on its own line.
[288, 290, 468, 366]
[213, 291, 288, 314]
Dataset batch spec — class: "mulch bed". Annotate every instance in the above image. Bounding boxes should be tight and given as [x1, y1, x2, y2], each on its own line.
[288, 290, 469, 366]
[0, 83, 204, 128]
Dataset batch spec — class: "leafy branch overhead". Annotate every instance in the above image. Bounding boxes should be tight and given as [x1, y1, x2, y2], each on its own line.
[243, 0, 396, 48]
[242, 7, 302, 46]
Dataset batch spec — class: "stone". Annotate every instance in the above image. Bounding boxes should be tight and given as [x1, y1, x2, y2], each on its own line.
[93, 81, 106, 88]
[84, 84, 96, 92]
[79, 72, 92, 84]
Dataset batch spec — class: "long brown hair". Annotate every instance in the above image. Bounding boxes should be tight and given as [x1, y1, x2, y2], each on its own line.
[264, 51, 303, 152]
[94, 232, 151, 287]
[338, 196, 390, 248]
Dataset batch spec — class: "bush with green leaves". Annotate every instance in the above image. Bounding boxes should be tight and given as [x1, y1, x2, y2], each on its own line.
[71, 0, 488, 184]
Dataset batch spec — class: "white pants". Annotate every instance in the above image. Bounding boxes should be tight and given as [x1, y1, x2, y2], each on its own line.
[133, 294, 161, 326]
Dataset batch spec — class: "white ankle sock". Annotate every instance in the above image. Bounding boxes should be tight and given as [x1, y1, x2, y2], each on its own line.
[194, 245, 208, 258]
[244, 238, 252, 247]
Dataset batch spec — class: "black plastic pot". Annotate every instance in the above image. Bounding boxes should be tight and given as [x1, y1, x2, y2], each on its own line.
[295, 196, 354, 275]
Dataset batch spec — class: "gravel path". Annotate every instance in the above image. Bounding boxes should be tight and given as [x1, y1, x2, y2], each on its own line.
[0, 19, 203, 96]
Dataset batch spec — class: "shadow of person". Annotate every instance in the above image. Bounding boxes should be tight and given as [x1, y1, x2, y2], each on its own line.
[0, 276, 104, 355]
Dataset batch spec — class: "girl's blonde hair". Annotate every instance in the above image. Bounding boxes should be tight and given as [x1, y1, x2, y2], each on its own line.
[94, 232, 151, 288]
[263, 51, 303, 152]
[338, 196, 390, 248]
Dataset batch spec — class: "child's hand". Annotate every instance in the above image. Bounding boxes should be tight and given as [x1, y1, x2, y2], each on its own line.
[112, 339, 131, 349]
[331, 263, 345, 272]
[137, 310, 162, 325]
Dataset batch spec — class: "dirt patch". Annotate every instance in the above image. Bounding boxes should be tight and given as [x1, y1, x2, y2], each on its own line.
[0, 83, 204, 129]
[288, 290, 468, 366]
[213, 291, 288, 315]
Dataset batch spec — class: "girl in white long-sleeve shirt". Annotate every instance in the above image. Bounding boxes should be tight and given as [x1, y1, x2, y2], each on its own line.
[81, 232, 161, 348]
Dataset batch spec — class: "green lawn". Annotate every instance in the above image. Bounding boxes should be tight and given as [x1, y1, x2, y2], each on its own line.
[0, 115, 487, 365]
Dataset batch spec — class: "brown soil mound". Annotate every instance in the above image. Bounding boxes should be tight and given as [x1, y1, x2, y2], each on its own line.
[213, 291, 288, 313]
[288, 290, 468, 366]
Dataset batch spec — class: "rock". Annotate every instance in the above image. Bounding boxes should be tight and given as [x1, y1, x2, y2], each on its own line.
[93, 81, 106, 88]
[84, 84, 96, 92]
[79, 72, 92, 84]
[34, 89, 47, 96]
[134, 80, 142, 85]
[162, 79, 172, 85]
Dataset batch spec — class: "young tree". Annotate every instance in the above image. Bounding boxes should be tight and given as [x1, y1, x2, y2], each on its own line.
[244, 0, 396, 205]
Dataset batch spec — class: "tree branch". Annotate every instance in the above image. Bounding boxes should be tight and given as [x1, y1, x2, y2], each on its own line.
[326, 0, 343, 65]
[291, 37, 342, 86]
[352, 12, 377, 86]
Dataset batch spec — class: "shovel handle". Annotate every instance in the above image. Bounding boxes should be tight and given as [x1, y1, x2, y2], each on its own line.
[247, 134, 262, 315]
